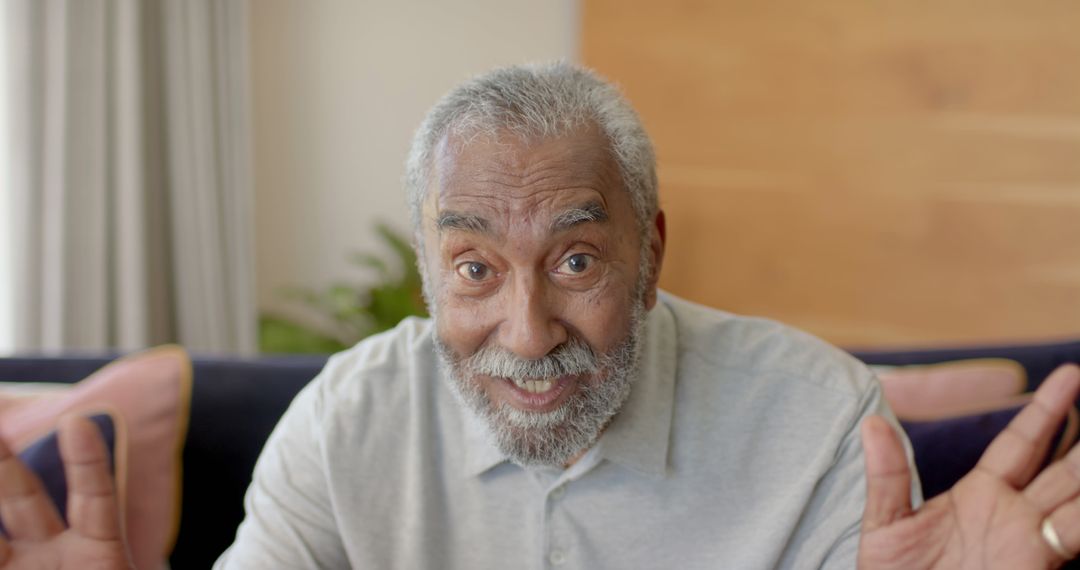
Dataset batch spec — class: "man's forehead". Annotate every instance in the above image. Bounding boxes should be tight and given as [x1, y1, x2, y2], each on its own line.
[435, 197, 610, 236]
[428, 127, 622, 221]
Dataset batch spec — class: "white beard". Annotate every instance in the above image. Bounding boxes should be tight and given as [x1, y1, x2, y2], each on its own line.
[434, 297, 648, 467]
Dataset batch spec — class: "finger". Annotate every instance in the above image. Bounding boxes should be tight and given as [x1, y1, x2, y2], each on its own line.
[1025, 431, 1080, 515]
[976, 364, 1080, 488]
[0, 532, 10, 565]
[0, 433, 65, 540]
[861, 415, 914, 532]
[58, 416, 123, 541]
[1045, 498, 1080, 563]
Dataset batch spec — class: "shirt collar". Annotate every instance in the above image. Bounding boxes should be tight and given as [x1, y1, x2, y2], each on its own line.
[592, 298, 677, 478]
[462, 297, 679, 479]
[463, 403, 507, 477]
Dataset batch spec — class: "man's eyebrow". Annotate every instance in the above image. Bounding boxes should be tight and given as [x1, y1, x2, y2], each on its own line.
[436, 211, 492, 235]
[551, 201, 609, 232]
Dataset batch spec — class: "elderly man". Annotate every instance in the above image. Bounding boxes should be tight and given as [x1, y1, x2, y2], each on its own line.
[1, 63, 1079, 569]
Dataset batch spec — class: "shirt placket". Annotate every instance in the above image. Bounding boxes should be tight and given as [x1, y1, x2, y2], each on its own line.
[535, 445, 604, 570]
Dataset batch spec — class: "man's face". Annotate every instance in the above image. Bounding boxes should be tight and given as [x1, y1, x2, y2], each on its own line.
[420, 126, 663, 466]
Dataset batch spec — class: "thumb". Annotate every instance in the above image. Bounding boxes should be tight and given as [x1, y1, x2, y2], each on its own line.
[861, 415, 914, 532]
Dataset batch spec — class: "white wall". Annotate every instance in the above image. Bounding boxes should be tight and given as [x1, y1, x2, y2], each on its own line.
[250, 1, 579, 320]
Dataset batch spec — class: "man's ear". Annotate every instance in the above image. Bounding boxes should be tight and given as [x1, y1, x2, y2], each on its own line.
[643, 210, 666, 310]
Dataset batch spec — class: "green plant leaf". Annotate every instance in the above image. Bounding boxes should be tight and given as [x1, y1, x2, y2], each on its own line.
[259, 223, 428, 354]
[258, 315, 349, 354]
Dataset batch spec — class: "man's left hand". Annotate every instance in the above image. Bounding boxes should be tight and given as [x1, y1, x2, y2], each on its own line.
[859, 363, 1080, 569]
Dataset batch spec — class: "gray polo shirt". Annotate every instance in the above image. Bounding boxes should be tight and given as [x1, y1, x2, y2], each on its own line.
[216, 292, 917, 569]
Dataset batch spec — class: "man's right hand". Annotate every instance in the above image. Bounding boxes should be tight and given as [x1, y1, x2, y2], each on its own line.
[0, 416, 131, 569]
[859, 363, 1080, 569]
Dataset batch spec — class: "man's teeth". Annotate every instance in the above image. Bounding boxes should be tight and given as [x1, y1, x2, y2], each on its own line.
[513, 378, 555, 394]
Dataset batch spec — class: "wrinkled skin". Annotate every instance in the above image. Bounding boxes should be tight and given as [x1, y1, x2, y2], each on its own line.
[419, 126, 664, 422]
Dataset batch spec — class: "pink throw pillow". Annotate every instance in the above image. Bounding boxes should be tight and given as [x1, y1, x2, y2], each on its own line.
[0, 345, 192, 570]
[875, 358, 1026, 421]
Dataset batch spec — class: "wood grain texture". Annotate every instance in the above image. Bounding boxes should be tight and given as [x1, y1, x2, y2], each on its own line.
[582, 0, 1080, 347]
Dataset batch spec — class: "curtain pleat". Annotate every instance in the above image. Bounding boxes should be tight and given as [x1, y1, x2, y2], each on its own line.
[8, 0, 256, 354]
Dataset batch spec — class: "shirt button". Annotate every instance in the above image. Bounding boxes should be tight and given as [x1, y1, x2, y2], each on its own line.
[550, 485, 566, 500]
[549, 549, 567, 565]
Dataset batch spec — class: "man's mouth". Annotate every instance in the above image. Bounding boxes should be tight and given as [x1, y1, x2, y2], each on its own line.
[491, 374, 580, 412]
[511, 378, 556, 394]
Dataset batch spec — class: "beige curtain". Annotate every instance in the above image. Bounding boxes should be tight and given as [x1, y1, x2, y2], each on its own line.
[6, 0, 256, 353]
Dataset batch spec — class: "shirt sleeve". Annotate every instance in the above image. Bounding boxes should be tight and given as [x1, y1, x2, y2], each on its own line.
[785, 369, 922, 569]
[213, 376, 348, 570]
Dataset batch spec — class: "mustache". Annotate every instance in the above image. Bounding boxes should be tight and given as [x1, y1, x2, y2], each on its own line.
[463, 336, 601, 380]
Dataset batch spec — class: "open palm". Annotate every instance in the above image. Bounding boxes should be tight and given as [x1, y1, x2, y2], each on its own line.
[0, 416, 130, 569]
[859, 364, 1080, 569]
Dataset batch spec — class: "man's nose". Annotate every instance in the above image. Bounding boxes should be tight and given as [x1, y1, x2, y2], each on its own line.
[500, 272, 567, 360]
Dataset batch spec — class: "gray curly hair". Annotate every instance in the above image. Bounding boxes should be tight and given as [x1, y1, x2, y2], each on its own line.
[404, 62, 658, 236]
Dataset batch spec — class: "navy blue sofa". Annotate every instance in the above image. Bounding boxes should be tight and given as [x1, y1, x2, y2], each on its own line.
[0, 338, 1077, 568]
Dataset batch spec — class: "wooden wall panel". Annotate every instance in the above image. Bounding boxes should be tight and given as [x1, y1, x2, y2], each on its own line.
[582, 0, 1080, 348]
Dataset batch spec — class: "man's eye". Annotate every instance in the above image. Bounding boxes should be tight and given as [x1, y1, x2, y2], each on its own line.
[557, 253, 593, 274]
[456, 261, 491, 281]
